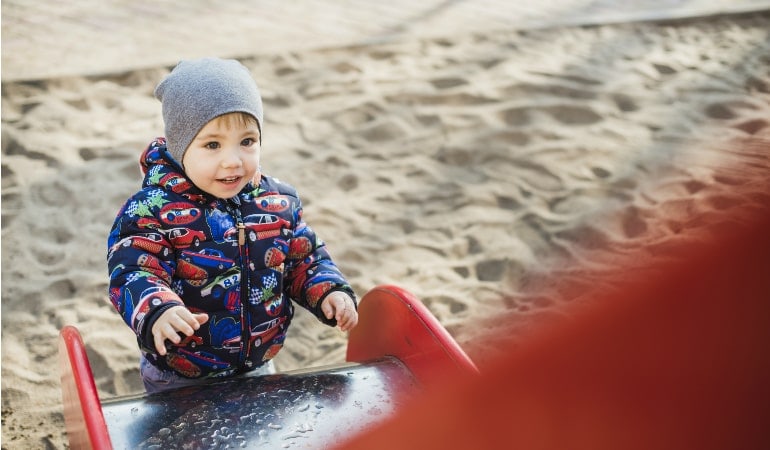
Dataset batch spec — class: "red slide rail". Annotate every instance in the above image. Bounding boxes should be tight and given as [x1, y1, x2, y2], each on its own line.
[346, 284, 479, 384]
[59, 325, 113, 450]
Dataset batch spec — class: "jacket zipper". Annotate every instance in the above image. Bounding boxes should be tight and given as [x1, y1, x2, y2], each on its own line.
[226, 199, 252, 370]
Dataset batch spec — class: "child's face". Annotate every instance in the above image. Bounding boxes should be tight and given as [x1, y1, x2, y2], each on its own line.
[183, 114, 261, 199]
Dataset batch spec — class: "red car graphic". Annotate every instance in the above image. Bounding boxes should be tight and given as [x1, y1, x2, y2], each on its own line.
[255, 195, 290, 213]
[250, 316, 287, 348]
[221, 335, 242, 353]
[137, 254, 171, 283]
[242, 214, 291, 242]
[166, 228, 205, 248]
[136, 217, 162, 230]
[123, 234, 170, 257]
[218, 314, 285, 353]
[160, 173, 192, 193]
[160, 202, 201, 225]
[170, 334, 203, 349]
[262, 343, 283, 362]
[176, 258, 208, 285]
[166, 352, 201, 378]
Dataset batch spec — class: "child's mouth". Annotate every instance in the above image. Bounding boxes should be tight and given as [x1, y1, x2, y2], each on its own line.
[218, 176, 241, 184]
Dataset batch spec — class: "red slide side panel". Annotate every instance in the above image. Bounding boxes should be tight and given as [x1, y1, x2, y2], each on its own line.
[59, 326, 113, 450]
[346, 285, 478, 385]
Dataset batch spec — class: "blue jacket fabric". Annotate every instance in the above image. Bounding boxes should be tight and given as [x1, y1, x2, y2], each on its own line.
[108, 138, 355, 379]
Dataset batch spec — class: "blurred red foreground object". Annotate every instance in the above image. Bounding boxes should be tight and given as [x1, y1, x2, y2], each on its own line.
[336, 203, 770, 449]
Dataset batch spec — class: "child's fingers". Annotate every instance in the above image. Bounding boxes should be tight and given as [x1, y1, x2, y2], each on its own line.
[171, 310, 210, 336]
[335, 301, 358, 332]
[335, 299, 346, 322]
[320, 292, 357, 330]
[154, 322, 179, 355]
[345, 310, 359, 331]
[193, 312, 209, 326]
[322, 293, 346, 320]
[171, 314, 198, 337]
[152, 306, 205, 355]
[334, 299, 351, 325]
[172, 308, 205, 331]
[341, 309, 359, 332]
[321, 299, 335, 320]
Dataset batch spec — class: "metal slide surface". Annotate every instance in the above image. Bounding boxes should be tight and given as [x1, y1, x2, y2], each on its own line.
[101, 358, 417, 449]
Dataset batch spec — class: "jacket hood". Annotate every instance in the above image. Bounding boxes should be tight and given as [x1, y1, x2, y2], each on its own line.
[139, 138, 213, 203]
[140, 137, 177, 175]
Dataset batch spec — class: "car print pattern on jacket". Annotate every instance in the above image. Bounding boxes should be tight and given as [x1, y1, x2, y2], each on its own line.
[108, 138, 355, 379]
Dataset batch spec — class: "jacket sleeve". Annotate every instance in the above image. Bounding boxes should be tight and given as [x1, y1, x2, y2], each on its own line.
[282, 194, 356, 326]
[107, 193, 184, 351]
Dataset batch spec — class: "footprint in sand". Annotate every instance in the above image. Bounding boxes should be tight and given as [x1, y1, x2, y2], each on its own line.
[611, 93, 639, 112]
[705, 100, 757, 120]
[436, 146, 475, 166]
[2, 164, 20, 228]
[358, 119, 405, 142]
[503, 83, 597, 100]
[435, 296, 468, 314]
[2, 131, 59, 167]
[476, 259, 507, 282]
[337, 173, 359, 191]
[476, 258, 526, 283]
[499, 107, 531, 126]
[332, 61, 363, 74]
[27, 231, 75, 271]
[1, 190, 20, 228]
[430, 77, 468, 89]
[453, 266, 470, 278]
[733, 118, 767, 135]
[389, 91, 495, 106]
[652, 63, 677, 75]
[332, 102, 379, 130]
[705, 102, 737, 119]
[541, 105, 603, 125]
[554, 224, 612, 251]
[496, 194, 522, 211]
[31, 177, 77, 207]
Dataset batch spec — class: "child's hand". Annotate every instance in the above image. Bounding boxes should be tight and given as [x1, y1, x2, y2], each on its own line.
[151, 305, 209, 356]
[321, 291, 358, 332]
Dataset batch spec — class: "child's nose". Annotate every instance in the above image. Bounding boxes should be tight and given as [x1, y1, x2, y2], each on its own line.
[221, 146, 243, 168]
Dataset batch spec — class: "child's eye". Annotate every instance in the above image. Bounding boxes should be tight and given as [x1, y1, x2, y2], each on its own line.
[241, 138, 256, 147]
[205, 142, 220, 150]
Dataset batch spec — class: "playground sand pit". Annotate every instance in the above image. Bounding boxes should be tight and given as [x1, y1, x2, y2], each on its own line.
[3, 12, 770, 449]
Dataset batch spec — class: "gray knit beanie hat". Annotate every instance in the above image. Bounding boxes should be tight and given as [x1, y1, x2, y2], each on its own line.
[154, 57, 263, 165]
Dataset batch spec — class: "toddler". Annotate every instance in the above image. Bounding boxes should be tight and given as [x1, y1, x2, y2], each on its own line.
[107, 58, 357, 393]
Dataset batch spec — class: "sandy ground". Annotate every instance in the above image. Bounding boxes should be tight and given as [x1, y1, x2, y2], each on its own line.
[2, 12, 770, 449]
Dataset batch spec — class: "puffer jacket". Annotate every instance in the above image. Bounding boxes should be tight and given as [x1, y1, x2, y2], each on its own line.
[107, 138, 355, 379]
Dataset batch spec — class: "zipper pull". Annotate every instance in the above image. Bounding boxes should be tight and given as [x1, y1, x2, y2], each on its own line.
[237, 223, 246, 246]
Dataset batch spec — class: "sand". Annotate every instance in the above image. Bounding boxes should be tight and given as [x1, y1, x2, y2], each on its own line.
[2, 12, 770, 449]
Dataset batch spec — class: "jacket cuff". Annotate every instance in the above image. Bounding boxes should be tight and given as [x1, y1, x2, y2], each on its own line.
[139, 303, 180, 352]
[316, 286, 357, 327]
